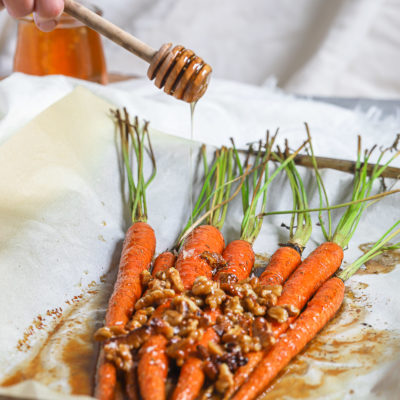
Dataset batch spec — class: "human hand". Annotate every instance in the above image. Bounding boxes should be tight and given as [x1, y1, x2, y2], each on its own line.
[0, 0, 64, 32]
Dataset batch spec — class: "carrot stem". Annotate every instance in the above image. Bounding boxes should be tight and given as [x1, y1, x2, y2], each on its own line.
[337, 220, 400, 281]
[113, 109, 156, 223]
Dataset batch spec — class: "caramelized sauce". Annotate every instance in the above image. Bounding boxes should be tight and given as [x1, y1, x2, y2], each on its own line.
[2, 250, 399, 398]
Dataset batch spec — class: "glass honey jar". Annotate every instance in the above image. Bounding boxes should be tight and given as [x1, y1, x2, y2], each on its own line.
[13, 4, 107, 84]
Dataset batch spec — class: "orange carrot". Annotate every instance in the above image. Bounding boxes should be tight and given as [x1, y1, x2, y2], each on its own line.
[152, 251, 177, 276]
[215, 239, 255, 281]
[138, 335, 169, 400]
[223, 352, 263, 400]
[271, 242, 343, 337]
[259, 246, 301, 286]
[95, 350, 117, 400]
[106, 222, 156, 328]
[229, 242, 342, 393]
[125, 367, 139, 400]
[172, 358, 204, 400]
[171, 311, 220, 400]
[176, 225, 225, 290]
[232, 277, 345, 400]
[96, 110, 157, 400]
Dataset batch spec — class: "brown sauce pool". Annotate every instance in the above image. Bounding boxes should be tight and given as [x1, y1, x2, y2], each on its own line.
[1, 251, 400, 399]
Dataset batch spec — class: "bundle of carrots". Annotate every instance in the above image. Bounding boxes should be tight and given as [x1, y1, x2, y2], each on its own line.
[94, 112, 400, 400]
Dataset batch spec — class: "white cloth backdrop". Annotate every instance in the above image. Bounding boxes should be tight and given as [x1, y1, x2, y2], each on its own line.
[0, 0, 400, 98]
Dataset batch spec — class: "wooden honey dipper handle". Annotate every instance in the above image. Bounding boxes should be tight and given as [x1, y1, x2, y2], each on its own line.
[64, 0, 212, 102]
[64, 0, 156, 63]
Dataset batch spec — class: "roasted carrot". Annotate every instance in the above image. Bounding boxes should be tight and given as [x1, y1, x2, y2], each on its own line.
[171, 311, 220, 400]
[152, 251, 177, 276]
[217, 137, 308, 283]
[138, 335, 169, 400]
[95, 110, 157, 399]
[176, 224, 225, 290]
[216, 239, 255, 281]
[232, 134, 400, 394]
[95, 351, 118, 400]
[232, 277, 345, 400]
[223, 352, 263, 400]
[258, 246, 301, 285]
[106, 221, 156, 327]
[233, 220, 400, 400]
[125, 367, 139, 400]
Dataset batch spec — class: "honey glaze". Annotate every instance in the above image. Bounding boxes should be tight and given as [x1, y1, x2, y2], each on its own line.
[258, 285, 400, 400]
[1, 272, 115, 395]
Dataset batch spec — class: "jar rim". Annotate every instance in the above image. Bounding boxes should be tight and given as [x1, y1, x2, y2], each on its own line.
[20, 1, 102, 26]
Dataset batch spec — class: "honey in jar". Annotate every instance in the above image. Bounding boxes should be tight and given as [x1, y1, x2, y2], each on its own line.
[13, 10, 107, 84]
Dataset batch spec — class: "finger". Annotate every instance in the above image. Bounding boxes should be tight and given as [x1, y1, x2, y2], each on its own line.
[0, 1, 4, 11]
[3, 0, 34, 18]
[34, 0, 64, 32]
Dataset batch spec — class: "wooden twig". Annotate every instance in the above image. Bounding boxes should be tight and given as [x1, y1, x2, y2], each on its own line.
[292, 154, 400, 179]
[238, 150, 400, 179]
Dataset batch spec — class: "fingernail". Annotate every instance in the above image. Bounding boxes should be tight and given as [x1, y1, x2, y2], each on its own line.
[33, 13, 58, 32]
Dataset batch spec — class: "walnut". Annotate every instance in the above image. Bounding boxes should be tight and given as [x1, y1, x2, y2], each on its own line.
[166, 337, 195, 365]
[163, 309, 184, 326]
[94, 326, 114, 341]
[178, 318, 199, 337]
[155, 271, 167, 281]
[215, 363, 234, 393]
[199, 251, 227, 273]
[141, 270, 152, 286]
[104, 342, 133, 372]
[208, 341, 224, 356]
[172, 295, 200, 314]
[243, 297, 266, 316]
[282, 304, 300, 317]
[135, 288, 175, 310]
[224, 296, 244, 315]
[257, 293, 278, 307]
[150, 318, 174, 338]
[267, 306, 289, 323]
[192, 276, 215, 296]
[206, 288, 226, 309]
[167, 267, 184, 292]
[252, 317, 273, 349]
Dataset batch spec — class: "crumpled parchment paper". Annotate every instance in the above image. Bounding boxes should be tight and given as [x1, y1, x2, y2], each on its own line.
[0, 76, 399, 400]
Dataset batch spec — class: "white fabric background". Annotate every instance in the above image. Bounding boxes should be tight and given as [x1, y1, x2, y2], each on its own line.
[0, 0, 400, 98]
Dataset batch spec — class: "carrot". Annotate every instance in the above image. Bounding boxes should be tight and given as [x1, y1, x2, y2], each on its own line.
[217, 137, 308, 284]
[152, 251, 177, 276]
[233, 219, 400, 400]
[125, 367, 139, 400]
[258, 246, 301, 286]
[232, 277, 345, 400]
[95, 351, 117, 400]
[176, 224, 225, 290]
[223, 352, 263, 400]
[138, 335, 169, 400]
[171, 358, 204, 400]
[271, 241, 343, 336]
[232, 134, 399, 395]
[95, 110, 157, 399]
[106, 221, 156, 327]
[215, 239, 255, 281]
[171, 311, 220, 400]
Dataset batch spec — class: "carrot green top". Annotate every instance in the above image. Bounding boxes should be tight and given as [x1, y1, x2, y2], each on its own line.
[239, 134, 309, 244]
[337, 220, 400, 281]
[114, 109, 156, 224]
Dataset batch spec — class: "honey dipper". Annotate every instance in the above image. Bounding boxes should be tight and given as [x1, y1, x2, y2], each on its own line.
[64, 0, 212, 102]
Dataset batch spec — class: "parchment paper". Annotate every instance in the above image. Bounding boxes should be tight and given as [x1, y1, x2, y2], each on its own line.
[0, 80, 399, 400]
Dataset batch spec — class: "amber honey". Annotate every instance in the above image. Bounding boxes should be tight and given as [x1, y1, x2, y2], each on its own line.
[13, 13, 107, 84]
